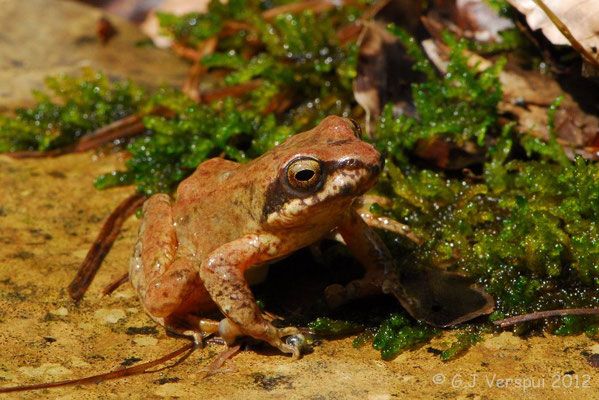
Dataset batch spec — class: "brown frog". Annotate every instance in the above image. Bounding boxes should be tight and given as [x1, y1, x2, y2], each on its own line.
[129, 115, 406, 358]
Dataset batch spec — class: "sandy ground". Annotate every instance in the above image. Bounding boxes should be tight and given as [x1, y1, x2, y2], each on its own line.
[1, 149, 599, 400]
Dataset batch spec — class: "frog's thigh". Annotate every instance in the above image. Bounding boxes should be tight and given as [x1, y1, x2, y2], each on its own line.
[200, 234, 300, 358]
[134, 193, 178, 285]
[326, 209, 399, 307]
[144, 256, 212, 318]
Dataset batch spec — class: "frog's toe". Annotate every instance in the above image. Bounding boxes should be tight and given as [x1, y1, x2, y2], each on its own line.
[265, 326, 305, 359]
[278, 327, 300, 337]
[271, 338, 302, 360]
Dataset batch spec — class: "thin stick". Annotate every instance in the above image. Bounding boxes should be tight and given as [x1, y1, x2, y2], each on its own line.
[262, 0, 335, 20]
[493, 308, 599, 328]
[7, 108, 172, 159]
[531, 0, 599, 70]
[101, 272, 130, 297]
[68, 193, 146, 301]
[0, 343, 194, 394]
[182, 37, 218, 101]
[201, 80, 262, 103]
[201, 345, 241, 378]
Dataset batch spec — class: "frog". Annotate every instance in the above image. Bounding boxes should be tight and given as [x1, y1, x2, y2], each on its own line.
[128, 115, 405, 358]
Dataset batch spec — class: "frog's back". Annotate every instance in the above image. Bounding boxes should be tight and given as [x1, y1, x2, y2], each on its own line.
[172, 157, 265, 259]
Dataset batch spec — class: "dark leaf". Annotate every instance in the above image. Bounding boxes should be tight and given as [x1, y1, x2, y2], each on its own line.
[392, 265, 494, 327]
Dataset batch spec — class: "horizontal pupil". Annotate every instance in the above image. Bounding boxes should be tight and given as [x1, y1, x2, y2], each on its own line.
[295, 169, 315, 181]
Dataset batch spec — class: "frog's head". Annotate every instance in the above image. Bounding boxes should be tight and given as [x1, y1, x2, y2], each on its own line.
[261, 115, 385, 226]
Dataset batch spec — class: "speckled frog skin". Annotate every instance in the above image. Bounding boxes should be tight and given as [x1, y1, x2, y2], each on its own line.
[130, 116, 398, 358]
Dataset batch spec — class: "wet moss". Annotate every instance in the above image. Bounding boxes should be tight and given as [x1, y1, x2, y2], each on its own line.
[0, 69, 146, 152]
[440, 328, 486, 361]
[371, 314, 439, 361]
[373, 30, 599, 340]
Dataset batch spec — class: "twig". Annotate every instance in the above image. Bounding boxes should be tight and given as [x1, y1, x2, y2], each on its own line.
[68, 193, 146, 301]
[101, 272, 130, 297]
[0, 343, 194, 394]
[182, 37, 218, 101]
[201, 345, 241, 378]
[7, 107, 173, 159]
[200, 80, 263, 103]
[531, 0, 599, 70]
[493, 308, 599, 328]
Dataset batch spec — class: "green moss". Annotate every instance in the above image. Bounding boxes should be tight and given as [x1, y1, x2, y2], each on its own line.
[376, 27, 504, 163]
[0, 69, 147, 152]
[440, 329, 485, 361]
[371, 314, 439, 361]
[373, 30, 599, 339]
[307, 317, 361, 337]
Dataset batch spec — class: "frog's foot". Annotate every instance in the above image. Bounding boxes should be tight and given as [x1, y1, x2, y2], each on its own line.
[163, 314, 220, 347]
[218, 318, 303, 359]
[324, 274, 383, 309]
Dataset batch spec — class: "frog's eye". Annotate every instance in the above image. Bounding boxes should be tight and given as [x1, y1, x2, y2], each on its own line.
[286, 158, 323, 191]
[345, 118, 362, 138]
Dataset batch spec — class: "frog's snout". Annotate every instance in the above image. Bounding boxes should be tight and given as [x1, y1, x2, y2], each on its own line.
[368, 152, 385, 177]
[376, 152, 385, 174]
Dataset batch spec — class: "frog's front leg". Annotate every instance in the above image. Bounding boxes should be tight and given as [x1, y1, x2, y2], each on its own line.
[325, 209, 404, 308]
[199, 234, 301, 358]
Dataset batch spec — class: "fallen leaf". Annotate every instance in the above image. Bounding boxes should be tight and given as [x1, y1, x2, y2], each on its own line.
[353, 0, 425, 135]
[391, 264, 494, 327]
[422, 39, 599, 159]
[455, 0, 514, 42]
[507, 0, 599, 70]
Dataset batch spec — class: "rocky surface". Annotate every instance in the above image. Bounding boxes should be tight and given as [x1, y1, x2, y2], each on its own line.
[0, 0, 189, 110]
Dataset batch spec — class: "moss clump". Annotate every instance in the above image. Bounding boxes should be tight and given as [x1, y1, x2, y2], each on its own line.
[0, 69, 147, 152]
[77, 1, 365, 196]
[373, 29, 599, 339]
[94, 95, 295, 195]
[440, 328, 485, 361]
[307, 317, 362, 337]
[376, 27, 504, 153]
[371, 314, 439, 361]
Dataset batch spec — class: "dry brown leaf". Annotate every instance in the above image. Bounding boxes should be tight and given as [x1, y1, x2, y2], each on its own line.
[455, 0, 514, 42]
[429, 0, 514, 42]
[507, 0, 599, 69]
[422, 39, 599, 159]
[353, 0, 425, 136]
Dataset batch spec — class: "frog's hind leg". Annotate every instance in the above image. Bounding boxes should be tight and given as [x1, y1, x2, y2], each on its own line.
[161, 314, 221, 346]
[130, 194, 217, 344]
[140, 255, 220, 344]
